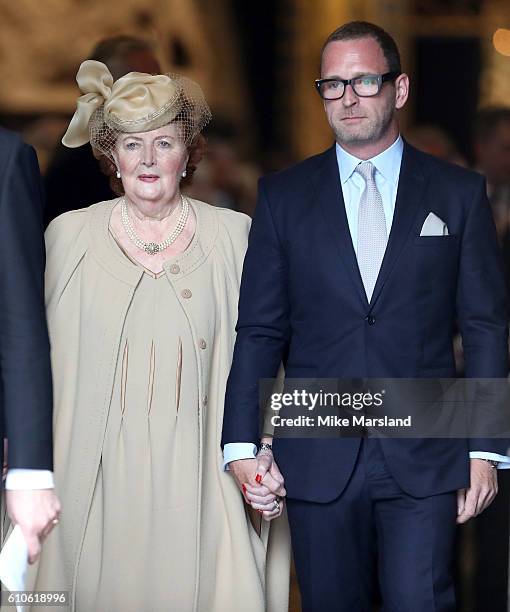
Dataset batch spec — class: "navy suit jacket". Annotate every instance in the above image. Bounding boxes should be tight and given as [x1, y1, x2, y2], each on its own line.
[222, 142, 509, 503]
[0, 128, 53, 469]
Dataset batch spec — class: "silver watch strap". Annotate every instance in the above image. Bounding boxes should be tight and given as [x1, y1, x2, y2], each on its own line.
[258, 442, 273, 453]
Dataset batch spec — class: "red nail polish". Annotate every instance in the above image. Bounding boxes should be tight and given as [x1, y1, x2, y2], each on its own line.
[242, 484, 247, 494]
[255, 474, 262, 484]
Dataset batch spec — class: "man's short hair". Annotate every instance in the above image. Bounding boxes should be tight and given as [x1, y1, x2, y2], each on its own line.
[322, 21, 401, 74]
[473, 107, 510, 143]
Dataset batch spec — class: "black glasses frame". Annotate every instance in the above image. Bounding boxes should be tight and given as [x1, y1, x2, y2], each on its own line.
[314, 71, 401, 100]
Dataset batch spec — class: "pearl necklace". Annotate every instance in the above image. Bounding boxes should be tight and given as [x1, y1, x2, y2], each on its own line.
[120, 195, 189, 255]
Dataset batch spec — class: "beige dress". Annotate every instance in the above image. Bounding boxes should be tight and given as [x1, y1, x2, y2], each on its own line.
[75, 260, 200, 610]
[25, 198, 290, 612]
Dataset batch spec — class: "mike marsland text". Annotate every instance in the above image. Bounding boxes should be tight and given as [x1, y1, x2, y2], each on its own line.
[271, 415, 413, 428]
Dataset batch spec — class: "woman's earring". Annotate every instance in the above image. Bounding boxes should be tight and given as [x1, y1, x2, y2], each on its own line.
[181, 170, 187, 178]
[116, 170, 121, 179]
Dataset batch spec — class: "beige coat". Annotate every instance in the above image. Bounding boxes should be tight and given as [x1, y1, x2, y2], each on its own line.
[28, 198, 290, 611]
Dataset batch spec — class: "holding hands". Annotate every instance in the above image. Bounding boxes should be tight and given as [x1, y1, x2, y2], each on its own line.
[229, 440, 286, 521]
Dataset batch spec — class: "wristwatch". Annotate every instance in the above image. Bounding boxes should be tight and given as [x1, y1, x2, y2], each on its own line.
[258, 442, 273, 454]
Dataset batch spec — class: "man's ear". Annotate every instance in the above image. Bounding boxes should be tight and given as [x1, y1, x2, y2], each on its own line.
[395, 73, 409, 110]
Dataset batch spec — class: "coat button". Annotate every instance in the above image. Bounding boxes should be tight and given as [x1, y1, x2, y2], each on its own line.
[199, 339, 207, 349]
[181, 289, 192, 299]
[169, 264, 180, 274]
[203, 395, 208, 405]
[366, 315, 376, 326]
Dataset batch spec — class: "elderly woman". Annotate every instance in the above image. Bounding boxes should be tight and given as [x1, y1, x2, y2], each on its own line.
[29, 61, 289, 612]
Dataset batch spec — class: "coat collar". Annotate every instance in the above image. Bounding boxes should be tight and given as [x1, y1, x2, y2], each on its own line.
[87, 196, 219, 284]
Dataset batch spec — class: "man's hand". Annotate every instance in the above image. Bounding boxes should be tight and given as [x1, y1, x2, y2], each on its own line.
[228, 457, 259, 493]
[456, 459, 498, 524]
[6, 489, 61, 564]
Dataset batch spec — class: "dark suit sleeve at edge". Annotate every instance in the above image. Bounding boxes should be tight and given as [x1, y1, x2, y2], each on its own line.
[0, 141, 53, 469]
[222, 179, 290, 447]
[455, 176, 510, 455]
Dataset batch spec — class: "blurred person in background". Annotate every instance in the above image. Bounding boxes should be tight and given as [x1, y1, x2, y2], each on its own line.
[27, 60, 289, 612]
[473, 108, 510, 246]
[185, 121, 260, 217]
[43, 35, 161, 226]
[405, 123, 467, 167]
[471, 105, 510, 612]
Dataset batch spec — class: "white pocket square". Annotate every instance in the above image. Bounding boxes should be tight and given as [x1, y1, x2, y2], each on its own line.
[420, 212, 449, 236]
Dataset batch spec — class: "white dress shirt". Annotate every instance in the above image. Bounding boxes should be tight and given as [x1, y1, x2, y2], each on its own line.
[5, 469, 54, 490]
[223, 136, 510, 468]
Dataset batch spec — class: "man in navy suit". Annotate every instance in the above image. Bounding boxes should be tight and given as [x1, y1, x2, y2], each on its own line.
[222, 21, 510, 611]
[0, 128, 60, 564]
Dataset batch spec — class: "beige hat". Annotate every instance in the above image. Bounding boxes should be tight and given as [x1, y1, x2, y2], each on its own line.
[62, 60, 211, 160]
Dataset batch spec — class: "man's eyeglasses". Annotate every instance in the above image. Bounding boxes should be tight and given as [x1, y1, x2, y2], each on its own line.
[314, 72, 400, 100]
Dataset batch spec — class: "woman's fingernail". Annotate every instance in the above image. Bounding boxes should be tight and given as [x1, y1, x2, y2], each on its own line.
[242, 484, 247, 494]
[255, 474, 262, 484]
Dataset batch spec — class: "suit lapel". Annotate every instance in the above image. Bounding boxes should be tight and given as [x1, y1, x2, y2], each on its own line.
[312, 142, 428, 309]
[313, 145, 368, 308]
[369, 142, 428, 307]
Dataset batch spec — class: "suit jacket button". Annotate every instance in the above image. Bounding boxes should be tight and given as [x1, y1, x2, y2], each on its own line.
[366, 315, 376, 326]
[169, 264, 180, 274]
[181, 289, 192, 299]
[199, 338, 207, 349]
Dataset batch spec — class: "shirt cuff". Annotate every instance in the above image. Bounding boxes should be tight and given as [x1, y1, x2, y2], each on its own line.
[469, 452, 510, 469]
[5, 469, 55, 490]
[223, 443, 257, 471]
